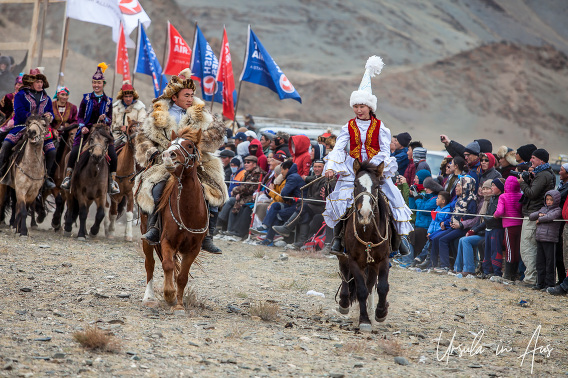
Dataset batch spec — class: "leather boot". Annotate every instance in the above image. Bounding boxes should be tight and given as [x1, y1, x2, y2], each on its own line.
[398, 235, 411, 256]
[44, 149, 56, 190]
[61, 168, 73, 190]
[292, 223, 311, 248]
[141, 181, 165, 245]
[0, 141, 11, 178]
[109, 172, 120, 194]
[201, 208, 222, 254]
[272, 211, 301, 238]
[503, 261, 512, 281]
[417, 256, 431, 269]
[330, 220, 346, 257]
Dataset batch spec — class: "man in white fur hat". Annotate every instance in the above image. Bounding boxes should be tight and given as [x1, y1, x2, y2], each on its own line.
[134, 68, 228, 253]
[323, 56, 413, 256]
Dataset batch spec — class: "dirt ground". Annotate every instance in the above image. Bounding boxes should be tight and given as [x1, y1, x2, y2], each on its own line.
[0, 213, 567, 377]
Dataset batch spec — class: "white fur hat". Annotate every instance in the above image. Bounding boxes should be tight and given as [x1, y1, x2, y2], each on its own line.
[349, 56, 384, 112]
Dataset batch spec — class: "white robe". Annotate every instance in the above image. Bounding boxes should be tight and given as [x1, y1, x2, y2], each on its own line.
[323, 118, 413, 235]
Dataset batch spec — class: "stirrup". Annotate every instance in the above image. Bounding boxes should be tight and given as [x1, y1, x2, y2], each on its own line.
[141, 227, 160, 245]
[61, 176, 71, 190]
[109, 181, 120, 195]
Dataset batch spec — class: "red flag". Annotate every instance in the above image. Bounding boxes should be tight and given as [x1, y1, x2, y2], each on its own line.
[431, 211, 438, 220]
[163, 21, 192, 76]
[116, 22, 131, 82]
[216, 27, 236, 120]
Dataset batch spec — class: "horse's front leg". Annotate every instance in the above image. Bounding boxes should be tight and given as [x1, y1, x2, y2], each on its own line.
[77, 204, 88, 240]
[125, 191, 134, 242]
[90, 201, 105, 236]
[349, 258, 372, 332]
[17, 200, 28, 237]
[107, 199, 117, 238]
[161, 239, 177, 305]
[29, 204, 37, 229]
[337, 256, 351, 314]
[375, 259, 390, 323]
[51, 193, 63, 231]
[174, 242, 199, 314]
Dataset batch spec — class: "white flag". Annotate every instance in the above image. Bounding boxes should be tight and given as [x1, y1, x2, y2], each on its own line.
[66, 0, 151, 48]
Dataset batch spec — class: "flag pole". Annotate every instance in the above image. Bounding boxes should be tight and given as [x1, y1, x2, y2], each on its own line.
[160, 21, 169, 93]
[131, 20, 140, 87]
[56, 16, 70, 89]
[232, 24, 250, 132]
[211, 25, 225, 113]
[112, 23, 120, 98]
[37, 0, 48, 67]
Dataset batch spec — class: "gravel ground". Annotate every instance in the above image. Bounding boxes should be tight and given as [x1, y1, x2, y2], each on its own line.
[0, 213, 567, 377]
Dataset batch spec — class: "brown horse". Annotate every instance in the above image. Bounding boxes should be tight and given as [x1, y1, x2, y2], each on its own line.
[108, 118, 138, 241]
[63, 124, 113, 240]
[337, 160, 393, 332]
[140, 127, 208, 313]
[0, 115, 49, 237]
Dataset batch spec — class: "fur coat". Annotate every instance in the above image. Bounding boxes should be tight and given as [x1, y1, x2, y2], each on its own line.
[134, 97, 228, 213]
[111, 100, 147, 139]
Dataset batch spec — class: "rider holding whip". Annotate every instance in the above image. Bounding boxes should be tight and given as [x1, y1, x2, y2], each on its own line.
[323, 56, 413, 256]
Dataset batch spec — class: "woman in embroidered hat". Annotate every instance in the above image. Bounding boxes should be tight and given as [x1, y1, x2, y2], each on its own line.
[50, 85, 78, 177]
[61, 62, 118, 194]
[323, 56, 413, 256]
[111, 80, 146, 147]
[0, 67, 57, 189]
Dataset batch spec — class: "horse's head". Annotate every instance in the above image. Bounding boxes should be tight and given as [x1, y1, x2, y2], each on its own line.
[26, 114, 48, 144]
[88, 123, 113, 164]
[162, 128, 202, 176]
[353, 160, 384, 226]
[126, 117, 139, 138]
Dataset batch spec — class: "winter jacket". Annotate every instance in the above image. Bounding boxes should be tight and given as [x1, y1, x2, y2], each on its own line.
[427, 204, 452, 235]
[445, 138, 492, 159]
[111, 99, 147, 139]
[289, 135, 312, 177]
[479, 168, 502, 188]
[529, 190, 562, 243]
[461, 196, 486, 236]
[228, 167, 245, 194]
[391, 147, 409, 176]
[274, 142, 290, 158]
[410, 193, 437, 229]
[268, 174, 286, 203]
[232, 166, 266, 213]
[519, 167, 556, 216]
[280, 163, 305, 204]
[13, 87, 54, 126]
[557, 180, 568, 209]
[403, 160, 430, 186]
[563, 198, 568, 223]
[249, 139, 268, 172]
[499, 164, 516, 179]
[304, 173, 335, 213]
[494, 176, 523, 228]
[472, 195, 502, 233]
[224, 163, 232, 189]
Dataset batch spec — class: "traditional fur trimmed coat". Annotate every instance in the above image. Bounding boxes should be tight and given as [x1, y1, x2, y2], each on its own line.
[134, 97, 228, 214]
[111, 100, 147, 139]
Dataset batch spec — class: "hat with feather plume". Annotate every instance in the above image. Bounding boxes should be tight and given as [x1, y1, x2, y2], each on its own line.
[349, 56, 384, 112]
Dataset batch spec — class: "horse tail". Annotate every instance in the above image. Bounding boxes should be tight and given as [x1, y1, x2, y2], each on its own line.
[348, 277, 357, 305]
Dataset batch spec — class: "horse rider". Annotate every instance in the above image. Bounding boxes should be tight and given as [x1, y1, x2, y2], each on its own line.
[0, 68, 56, 189]
[323, 56, 413, 256]
[134, 69, 228, 254]
[0, 74, 23, 141]
[61, 63, 119, 195]
[51, 86, 78, 177]
[111, 81, 146, 150]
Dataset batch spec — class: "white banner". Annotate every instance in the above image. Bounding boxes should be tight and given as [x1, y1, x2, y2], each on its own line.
[66, 0, 151, 48]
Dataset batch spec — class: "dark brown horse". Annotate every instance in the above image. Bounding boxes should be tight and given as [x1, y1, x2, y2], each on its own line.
[63, 124, 113, 240]
[108, 118, 138, 241]
[337, 160, 393, 332]
[140, 127, 208, 313]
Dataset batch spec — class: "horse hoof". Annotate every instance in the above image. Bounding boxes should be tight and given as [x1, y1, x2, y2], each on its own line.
[338, 306, 349, 315]
[77, 236, 86, 242]
[19, 235, 29, 239]
[173, 308, 185, 316]
[125, 236, 132, 242]
[359, 323, 372, 332]
[142, 299, 159, 308]
[30, 225, 38, 230]
[63, 231, 72, 237]
[375, 315, 387, 323]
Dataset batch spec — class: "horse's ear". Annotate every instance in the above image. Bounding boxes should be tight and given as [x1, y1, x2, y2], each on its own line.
[353, 159, 361, 173]
[194, 128, 202, 144]
[171, 130, 177, 140]
[376, 161, 385, 177]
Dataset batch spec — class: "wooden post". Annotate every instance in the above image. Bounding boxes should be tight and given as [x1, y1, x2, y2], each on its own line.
[56, 16, 69, 89]
[131, 20, 140, 87]
[37, 0, 48, 67]
[27, 0, 41, 72]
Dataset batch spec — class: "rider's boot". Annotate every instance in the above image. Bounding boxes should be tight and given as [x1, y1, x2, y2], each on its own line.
[44, 149, 56, 190]
[201, 207, 222, 254]
[141, 181, 165, 245]
[330, 220, 347, 257]
[0, 141, 12, 178]
[108, 172, 120, 195]
[61, 168, 73, 190]
[272, 211, 301, 238]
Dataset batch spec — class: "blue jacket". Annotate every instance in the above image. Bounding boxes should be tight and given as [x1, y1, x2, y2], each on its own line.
[13, 88, 54, 126]
[280, 163, 304, 203]
[391, 147, 409, 175]
[467, 161, 482, 192]
[427, 203, 452, 235]
[410, 193, 437, 229]
[228, 167, 244, 194]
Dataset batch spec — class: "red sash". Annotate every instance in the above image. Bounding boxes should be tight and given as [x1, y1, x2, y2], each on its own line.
[348, 117, 381, 160]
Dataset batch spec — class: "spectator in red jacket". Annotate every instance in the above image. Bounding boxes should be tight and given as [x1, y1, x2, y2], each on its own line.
[289, 134, 312, 178]
[248, 138, 268, 172]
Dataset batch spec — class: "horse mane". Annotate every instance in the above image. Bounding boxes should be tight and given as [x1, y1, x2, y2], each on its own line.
[175, 126, 202, 145]
[25, 113, 47, 126]
[156, 176, 177, 213]
[74, 124, 113, 173]
[356, 161, 379, 177]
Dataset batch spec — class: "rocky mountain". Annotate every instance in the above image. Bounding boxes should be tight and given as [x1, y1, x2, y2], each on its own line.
[0, 0, 567, 154]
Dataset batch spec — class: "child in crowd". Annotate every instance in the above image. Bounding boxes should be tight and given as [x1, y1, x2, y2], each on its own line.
[415, 191, 452, 268]
[529, 190, 563, 290]
[454, 180, 493, 275]
[494, 176, 523, 281]
[471, 178, 505, 278]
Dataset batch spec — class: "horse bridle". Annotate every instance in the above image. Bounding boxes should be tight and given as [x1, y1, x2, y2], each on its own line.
[350, 189, 389, 263]
[169, 137, 201, 169]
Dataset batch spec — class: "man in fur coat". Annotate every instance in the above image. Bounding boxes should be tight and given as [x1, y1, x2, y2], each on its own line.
[134, 69, 228, 253]
[112, 81, 146, 148]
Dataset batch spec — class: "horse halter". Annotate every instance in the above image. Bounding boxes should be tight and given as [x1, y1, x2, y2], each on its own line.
[168, 137, 200, 169]
[26, 121, 46, 143]
[351, 188, 389, 263]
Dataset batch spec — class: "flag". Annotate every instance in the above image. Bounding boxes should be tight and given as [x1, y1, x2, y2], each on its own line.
[239, 25, 301, 103]
[190, 25, 222, 103]
[116, 22, 131, 82]
[134, 25, 167, 98]
[118, 0, 151, 48]
[216, 27, 237, 120]
[66, 0, 123, 43]
[163, 21, 192, 76]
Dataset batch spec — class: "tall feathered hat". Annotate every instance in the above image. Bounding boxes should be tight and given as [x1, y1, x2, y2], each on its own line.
[116, 80, 139, 100]
[22, 67, 49, 89]
[350, 55, 384, 112]
[92, 62, 108, 81]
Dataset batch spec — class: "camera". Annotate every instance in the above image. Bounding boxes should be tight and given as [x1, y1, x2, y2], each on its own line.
[511, 170, 533, 182]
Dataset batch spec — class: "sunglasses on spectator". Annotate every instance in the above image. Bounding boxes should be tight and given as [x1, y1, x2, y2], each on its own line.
[480, 159, 489, 162]
[244, 161, 253, 164]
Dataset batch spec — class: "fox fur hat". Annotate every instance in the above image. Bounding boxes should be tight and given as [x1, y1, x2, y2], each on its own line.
[496, 145, 518, 166]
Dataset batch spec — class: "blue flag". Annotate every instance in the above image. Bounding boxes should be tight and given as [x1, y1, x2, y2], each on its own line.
[190, 25, 223, 104]
[239, 26, 301, 103]
[134, 25, 168, 98]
